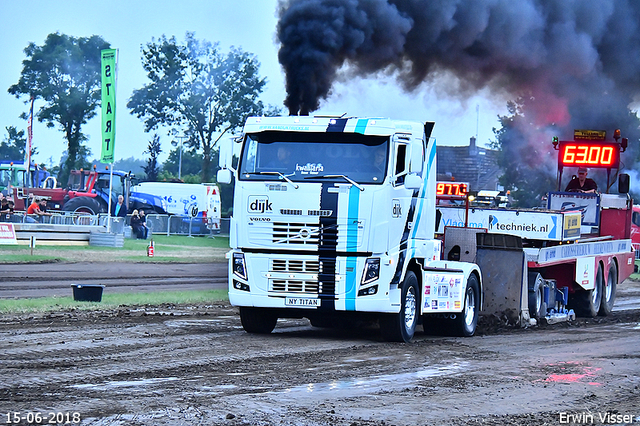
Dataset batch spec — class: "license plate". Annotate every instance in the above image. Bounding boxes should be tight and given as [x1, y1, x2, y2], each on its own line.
[285, 297, 320, 307]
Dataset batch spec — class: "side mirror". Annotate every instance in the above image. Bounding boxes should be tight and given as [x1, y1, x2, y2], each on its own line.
[218, 139, 233, 168]
[619, 173, 630, 194]
[405, 173, 423, 190]
[217, 169, 232, 184]
[409, 143, 424, 174]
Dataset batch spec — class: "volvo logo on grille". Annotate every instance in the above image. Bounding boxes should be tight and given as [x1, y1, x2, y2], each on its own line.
[299, 228, 311, 239]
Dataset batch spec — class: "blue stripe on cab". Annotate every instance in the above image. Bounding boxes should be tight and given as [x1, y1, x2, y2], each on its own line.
[345, 185, 360, 310]
[354, 119, 369, 135]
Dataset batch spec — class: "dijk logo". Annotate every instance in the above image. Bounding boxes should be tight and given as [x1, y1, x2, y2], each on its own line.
[248, 196, 273, 214]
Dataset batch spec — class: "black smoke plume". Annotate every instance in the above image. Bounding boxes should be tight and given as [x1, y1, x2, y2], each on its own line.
[277, 0, 640, 197]
[277, 0, 640, 129]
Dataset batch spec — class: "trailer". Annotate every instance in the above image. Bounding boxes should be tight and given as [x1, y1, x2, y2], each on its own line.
[438, 129, 634, 325]
[130, 182, 221, 231]
[217, 117, 633, 341]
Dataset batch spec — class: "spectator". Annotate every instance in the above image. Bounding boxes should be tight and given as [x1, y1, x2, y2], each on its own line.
[27, 197, 40, 215]
[130, 209, 145, 239]
[112, 194, 127, 217]
[27, 197, 53, 222]
[138, 210, 149, 239]
[6, 199, 16, 222]
[39, 199, 52, 216]
[0, 196, 12, 222]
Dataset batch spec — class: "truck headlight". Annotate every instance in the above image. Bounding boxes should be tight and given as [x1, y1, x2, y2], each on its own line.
[233, 253, 247, 280]
[361, 258, 380, 285]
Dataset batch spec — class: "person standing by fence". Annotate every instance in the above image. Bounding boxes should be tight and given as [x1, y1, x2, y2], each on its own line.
[112, 195, 127, 217]
[138, 210, 149, 239]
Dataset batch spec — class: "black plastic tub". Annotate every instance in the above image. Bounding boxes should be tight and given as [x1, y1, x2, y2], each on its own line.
[71, 284, 105, 302]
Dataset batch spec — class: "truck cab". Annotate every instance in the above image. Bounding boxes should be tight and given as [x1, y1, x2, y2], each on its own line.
[218, 116, 481, 341]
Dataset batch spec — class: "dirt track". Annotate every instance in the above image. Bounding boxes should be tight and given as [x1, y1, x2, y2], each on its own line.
[0, 262, 227, 298]
[1, 276, 640, 425]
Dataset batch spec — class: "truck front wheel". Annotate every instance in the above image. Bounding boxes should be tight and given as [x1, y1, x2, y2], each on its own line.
[239, 307, 278, 334]
[380, 271, 419, 343]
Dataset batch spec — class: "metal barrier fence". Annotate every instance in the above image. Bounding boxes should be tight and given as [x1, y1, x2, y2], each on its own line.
[2, 211, 101, 226]
[1, 211, 230, 238]
[107, 214, 226, 237]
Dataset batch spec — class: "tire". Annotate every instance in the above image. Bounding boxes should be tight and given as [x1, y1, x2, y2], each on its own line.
[572, 263, 603, 318]
[380, 271, 419, 342]
[599, 262, 617, 316]
[528, 272, 547, 320]
[62, 196, 104, 215]
[239, 307, 278, 334]
[450, 274, 480, 337]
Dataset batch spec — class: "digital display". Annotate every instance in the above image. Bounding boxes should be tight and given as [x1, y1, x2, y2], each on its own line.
[558, 141, 620, 169]
[436, 182, 468, 196]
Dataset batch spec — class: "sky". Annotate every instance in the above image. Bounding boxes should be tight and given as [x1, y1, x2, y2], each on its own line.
[0, 0, 507, 168]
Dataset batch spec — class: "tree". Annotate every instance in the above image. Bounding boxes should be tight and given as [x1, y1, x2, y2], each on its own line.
[491, 98, 560, 207]
[162, 147, 203, 178]
[57, 145, 93, 181]
[0, 126, 29, 161]
[8, 32, 110, 184]
[143, 134, 162, 182]
[128, 33, 267, 182]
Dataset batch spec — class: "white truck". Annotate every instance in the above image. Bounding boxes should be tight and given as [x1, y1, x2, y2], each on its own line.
[217, 117, 634, 342]
[130, 182, 221, 231]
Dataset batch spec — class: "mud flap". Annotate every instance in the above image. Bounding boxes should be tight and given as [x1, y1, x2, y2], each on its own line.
[475, 233, 530, 327]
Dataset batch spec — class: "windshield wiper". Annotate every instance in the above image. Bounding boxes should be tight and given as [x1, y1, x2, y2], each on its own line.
[304, 174, 364, 191]
[246, 171, 299, 189]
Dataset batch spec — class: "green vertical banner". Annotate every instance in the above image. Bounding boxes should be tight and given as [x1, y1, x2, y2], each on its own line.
[101, 48, 117, 163]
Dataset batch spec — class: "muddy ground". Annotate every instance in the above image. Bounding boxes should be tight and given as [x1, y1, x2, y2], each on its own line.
[1, 276, 640, 425]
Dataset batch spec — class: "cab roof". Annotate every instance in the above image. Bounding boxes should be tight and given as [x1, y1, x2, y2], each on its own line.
[243, 116, 427, 138]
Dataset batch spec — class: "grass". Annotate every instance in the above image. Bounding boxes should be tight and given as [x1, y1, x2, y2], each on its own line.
[0, 289, 229, 314]
[0, 235, 232, 313]
[0, 234, 230, 263]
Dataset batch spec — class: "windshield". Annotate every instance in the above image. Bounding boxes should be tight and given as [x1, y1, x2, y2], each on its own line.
[238, 131, 388, 184]
[0, 168, 25, 189]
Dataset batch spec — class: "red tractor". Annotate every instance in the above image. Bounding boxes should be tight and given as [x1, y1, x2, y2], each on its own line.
[12, 167, 132, 215]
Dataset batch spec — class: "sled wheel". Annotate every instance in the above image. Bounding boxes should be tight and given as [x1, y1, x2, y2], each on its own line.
[573, 263, 603, 318]
[528, 272, 547, 320]
[599, 262, 617, 316]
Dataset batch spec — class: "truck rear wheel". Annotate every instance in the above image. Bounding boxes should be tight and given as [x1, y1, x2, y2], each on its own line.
[380, 271, 418, 342]
[450, 274, 479, 337]
[572, 263, 603, 317]
[239, 307, 278, 334]
[599, 262, 617, 316]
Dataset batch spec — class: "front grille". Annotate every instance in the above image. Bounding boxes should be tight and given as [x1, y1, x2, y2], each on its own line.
[271, 279, 320, 293]
[272, 259, 320, 273]
[269, 258, 337, 294]
[272, 222, 319, 245]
